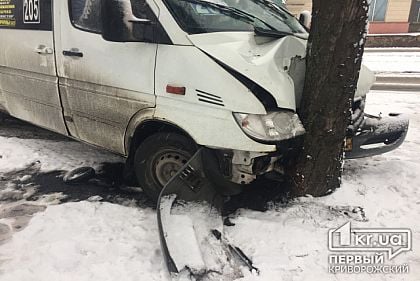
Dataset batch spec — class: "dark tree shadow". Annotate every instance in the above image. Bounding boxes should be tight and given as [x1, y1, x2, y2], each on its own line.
[0, 162, 155, 209]
[223, 178, 292, 216]
[0, 115, 69, 141]
[1, 115, 293, 214]
[0, 115, 155, 208]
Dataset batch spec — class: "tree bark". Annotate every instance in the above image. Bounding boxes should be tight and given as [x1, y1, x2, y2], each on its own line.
[288, 0, 369, 196]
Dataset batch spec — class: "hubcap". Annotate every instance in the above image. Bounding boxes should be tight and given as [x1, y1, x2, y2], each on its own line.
[153, 150, 190, 187]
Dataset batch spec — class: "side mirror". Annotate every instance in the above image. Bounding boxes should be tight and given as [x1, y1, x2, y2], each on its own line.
[101, 0, 154, 42]
[299, 10, 312, 30]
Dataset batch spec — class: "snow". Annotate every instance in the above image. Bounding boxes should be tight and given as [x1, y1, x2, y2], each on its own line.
[1, 89, 420, 281]
[0, 202, 168, 281]
[0, 134, 122, 174]
[363, 51, 420, 74]
[368, 33, 420, 36]
[365, 47, 420, 52]
[226, 91, 420, 280]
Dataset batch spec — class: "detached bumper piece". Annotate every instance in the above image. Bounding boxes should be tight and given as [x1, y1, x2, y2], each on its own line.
[346, 113, 409, 159]
[157, 148, 259, 281]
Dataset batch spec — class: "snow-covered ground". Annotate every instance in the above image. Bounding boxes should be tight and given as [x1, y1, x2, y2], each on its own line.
[227, 91, 420, 280]
[363, 51, 420, 74]
[0, 90, 419, 281]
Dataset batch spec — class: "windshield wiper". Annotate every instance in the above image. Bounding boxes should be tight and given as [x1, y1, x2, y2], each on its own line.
[254, 26, 293, 38]
[178, 0, 277, 31]
[254, 26, 308, 40]
[250, 0, 292, 18]
[248, 0, 309, 37]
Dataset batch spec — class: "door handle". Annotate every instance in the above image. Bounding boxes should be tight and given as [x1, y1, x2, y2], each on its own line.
[63, 48, 84, 58]
[34, 45, 53, 55]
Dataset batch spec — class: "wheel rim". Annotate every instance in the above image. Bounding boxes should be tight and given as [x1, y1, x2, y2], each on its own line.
[153, 149, 190, 187]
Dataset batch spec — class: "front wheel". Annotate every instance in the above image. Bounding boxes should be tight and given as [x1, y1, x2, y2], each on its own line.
[0, 112, 7, 123]
[134, 133, 197, 203]
[133, 133, 244, 203]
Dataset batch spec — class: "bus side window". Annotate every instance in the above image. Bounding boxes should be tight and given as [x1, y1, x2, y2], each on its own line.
[130, 0, 155, 42]
[70, 0, 103, 33]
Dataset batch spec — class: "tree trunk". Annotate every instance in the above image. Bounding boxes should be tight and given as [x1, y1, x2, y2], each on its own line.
[288, 0, 369, 196]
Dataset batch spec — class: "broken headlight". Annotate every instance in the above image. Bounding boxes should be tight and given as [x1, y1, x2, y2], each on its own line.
[233, 111, 305, 142]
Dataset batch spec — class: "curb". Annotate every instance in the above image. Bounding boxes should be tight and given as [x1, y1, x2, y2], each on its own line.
[372, 75, 420, 92]
[365, 48, 420, 53]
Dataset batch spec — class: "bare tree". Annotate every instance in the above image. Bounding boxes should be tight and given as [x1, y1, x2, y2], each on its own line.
[288, 0, 369, 196]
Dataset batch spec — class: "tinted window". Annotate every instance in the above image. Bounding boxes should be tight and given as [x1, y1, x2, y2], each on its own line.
[131, 0, 155, 42]
[0, 0, 52, 30]
[368, 0, 388, 22]
[69, 0, 171, 43]
[70, 0, 102, 33]
[163, 0, 306, 35]
[413, 0, 420, 22]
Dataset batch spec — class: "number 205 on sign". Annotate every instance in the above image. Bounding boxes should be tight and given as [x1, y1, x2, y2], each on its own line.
[23, 0, 40, 24]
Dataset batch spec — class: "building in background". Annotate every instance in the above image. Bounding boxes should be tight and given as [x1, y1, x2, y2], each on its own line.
[285, 0, 420, 33]
[409, 0, 420, 32]
[284, 0, 312, 15]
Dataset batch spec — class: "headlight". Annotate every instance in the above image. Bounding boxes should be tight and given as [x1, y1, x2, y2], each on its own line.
[233, 111, 305, 142]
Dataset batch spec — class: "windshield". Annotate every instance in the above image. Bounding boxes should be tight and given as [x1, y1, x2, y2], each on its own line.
[163, 0, 307, 35]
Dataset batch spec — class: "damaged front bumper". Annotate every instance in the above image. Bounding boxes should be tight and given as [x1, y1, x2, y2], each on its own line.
[345, 113, 409, 159]
[345, 95, 409, 159]
[216, 99, 409, 185]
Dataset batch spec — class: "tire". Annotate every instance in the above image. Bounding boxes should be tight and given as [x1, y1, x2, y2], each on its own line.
[133, 133, 244, 203]
[0, 111, 7, 123]
[134, 133, 197, 202]
[63, 167, 96, 184]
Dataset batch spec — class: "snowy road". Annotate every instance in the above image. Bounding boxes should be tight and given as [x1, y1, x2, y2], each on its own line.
[0, 90, 419, 281]
[363, 50, 420, 91]
[363, 51, 420, 74]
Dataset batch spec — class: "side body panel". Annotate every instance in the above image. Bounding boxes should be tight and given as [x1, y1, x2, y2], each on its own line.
[54, 0, 157, 154]
[0, 0, 67, 134]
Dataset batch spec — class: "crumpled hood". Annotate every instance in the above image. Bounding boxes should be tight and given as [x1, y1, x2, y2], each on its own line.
[188, 32, 307, 111]
[188, 32, 376, 110]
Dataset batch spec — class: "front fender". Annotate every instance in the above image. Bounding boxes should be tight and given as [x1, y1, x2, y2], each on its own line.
[154, 97, 276, 153]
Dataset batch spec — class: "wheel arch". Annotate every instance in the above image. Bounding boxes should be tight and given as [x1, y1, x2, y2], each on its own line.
[129, 120, 195, 155]
[124, 118, 196, 182]
[124, 107, 197, 158]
